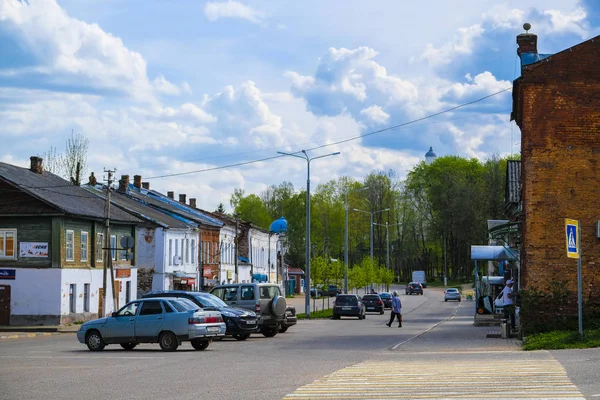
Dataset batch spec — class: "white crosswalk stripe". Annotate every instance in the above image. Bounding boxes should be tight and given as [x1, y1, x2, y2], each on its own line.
[283, 358, 585, 399]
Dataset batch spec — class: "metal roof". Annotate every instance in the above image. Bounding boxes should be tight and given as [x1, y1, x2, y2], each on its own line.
[0, 162, 140, 223]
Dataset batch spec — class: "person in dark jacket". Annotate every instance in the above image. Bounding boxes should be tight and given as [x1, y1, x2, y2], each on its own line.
[386, 291, 402, 327]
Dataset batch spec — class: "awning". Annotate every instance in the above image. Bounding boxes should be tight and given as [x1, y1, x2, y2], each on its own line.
[173, 271, 197, 278]
[470, 245, 518, 261]
[252, 273, 268, 282]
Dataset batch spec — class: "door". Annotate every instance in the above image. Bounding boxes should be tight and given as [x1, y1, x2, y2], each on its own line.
[103, 301, 138, 344]
[0, 285, 10, 325]
[134, 300, 164, 341]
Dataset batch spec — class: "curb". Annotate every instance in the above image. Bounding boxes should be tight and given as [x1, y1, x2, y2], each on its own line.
[0, 332, 66, 340]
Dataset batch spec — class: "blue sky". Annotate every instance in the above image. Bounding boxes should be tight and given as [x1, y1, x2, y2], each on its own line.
[1, 0, 598, 212]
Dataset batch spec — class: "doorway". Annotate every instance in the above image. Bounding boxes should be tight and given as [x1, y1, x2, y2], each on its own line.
[0, 285, 11, 325]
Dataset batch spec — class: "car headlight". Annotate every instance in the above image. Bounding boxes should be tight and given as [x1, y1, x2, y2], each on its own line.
[220, 311, 235, 318]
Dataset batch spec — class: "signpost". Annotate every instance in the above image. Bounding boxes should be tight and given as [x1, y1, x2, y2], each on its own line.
[565, 219, 583, 337]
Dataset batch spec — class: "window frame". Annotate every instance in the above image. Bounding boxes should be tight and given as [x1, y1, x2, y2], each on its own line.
[96, 233, 104, 262]
[65, 229, 75, 262]
[0, 229, 17, 260]
[80, 231, 88, 262]
[83, 283, 90, 312]
[110, 235, 117, 261]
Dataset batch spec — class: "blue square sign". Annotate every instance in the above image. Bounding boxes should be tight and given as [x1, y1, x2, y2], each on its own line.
[565, 219, 579, 259]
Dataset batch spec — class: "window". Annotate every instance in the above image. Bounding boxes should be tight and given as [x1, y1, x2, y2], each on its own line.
[0, 229, 16, 259]
[125, 281, 131, 303]
[185, 239, 189, 263]
[83, 283, 90, 312]
[181, 240, 184, 264]
[80, 232, 88, 261]
[241, 286, 255, 300]
[110, 235, 116, 261]
[96, 233, 104, 262]
[69, 284, 77, 313]
[191, 239, 196, 263]
[65, 230, 74, 261]
[139, 301, 163, 316]
[168, 239, 173, 266]
[117, 301, 139, 316]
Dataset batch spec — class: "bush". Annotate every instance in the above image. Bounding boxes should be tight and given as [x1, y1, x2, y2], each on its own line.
[297, 308, 333, 319]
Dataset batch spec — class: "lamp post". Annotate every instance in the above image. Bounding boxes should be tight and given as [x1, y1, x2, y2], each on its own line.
[374, 221, 401, 291]
[344, 186, 369, 294]
[278, 150, 340, 318]
[353, 208, 390, 258]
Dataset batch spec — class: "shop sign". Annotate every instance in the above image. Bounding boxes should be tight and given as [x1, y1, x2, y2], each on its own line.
[19, 242, 49, 258]
[116, 269, 131, 278]
[0, 269, 16, 280]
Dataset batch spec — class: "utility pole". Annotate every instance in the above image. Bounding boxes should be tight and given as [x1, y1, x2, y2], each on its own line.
[102, 169, 116, 317]
[234, 214, 239, 283]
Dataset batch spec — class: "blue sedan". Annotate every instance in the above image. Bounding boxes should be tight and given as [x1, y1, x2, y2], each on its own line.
[77, 298, 226, 352]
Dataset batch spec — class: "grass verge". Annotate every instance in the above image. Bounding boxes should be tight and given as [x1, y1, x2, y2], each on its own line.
[523, 327, 600, 350]
[297, 308, 334, 319]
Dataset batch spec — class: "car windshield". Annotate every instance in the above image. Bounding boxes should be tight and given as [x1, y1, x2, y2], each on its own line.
[447, 289, 459, 293]
[335, 296, 358, 305]
[259, 286, 279, 299]
[196, 294, 228, 308]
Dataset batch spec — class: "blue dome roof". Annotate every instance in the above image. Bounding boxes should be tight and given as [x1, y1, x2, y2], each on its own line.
[269, 216, 288, 233]
[425, 146, 437, 158]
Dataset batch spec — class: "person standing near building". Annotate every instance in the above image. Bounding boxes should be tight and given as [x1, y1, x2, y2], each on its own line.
[502, 279, 515, 329]
[386, 291, 402, 327]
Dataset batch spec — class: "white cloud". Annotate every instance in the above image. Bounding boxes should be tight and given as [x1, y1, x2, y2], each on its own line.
[152, 75, 192, 96]
[0, 0, 155, 101]
[417, 24, 485, 67]
[544, 7, 588, 37]
[204, 1, 264, 24]
[445, 71, 512, 100]
[360, 105, 389, 124]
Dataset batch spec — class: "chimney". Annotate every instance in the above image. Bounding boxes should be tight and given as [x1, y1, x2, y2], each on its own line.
[189, 198, 197, 208]
[179, 194, 187, 204]
[117, 175, 130, 194]
[167, 191, 174, 199]
[142, 182, 150, 190]
[30, 156, 43, 174]
[516, 23, 537, 62]
[133, 175, 142, 189]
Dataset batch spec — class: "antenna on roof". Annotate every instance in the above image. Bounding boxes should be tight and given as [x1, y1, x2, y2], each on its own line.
[523, 23, 531, 33]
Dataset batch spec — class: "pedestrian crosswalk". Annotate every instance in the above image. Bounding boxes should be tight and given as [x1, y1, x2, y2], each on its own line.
[283, 357, 585, 399]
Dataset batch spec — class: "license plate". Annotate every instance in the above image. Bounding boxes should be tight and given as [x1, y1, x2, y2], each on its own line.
[245, 320, 256, 325]
[342, 307, 351, 310]
[206, 326, 220, 333]
[367, 307, 375, 310]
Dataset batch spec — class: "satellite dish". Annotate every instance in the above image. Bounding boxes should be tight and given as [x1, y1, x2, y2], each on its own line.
[120, 236, 135, 250]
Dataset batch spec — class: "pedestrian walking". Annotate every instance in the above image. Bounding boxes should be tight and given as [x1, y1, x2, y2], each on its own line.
[386, 291, 402, 327]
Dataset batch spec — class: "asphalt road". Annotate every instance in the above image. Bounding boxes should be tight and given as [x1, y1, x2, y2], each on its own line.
[1, 285, 598, 400]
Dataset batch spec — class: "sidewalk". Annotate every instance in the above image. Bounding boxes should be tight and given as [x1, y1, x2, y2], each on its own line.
[0, 324, 79, 340]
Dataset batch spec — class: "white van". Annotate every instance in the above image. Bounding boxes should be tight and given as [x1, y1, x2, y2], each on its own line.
[412, 270, 427, 288]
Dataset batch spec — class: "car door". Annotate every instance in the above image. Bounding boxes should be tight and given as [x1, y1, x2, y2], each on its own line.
[237, 285, 257, 311]
[134, 300, 165, 341]
[103, 301, 138, 343]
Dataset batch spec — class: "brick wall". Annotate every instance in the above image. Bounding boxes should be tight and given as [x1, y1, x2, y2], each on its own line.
[515, 36, 600, 310]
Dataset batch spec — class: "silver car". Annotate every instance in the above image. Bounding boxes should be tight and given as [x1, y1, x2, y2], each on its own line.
[76, 298, 226, 352]
[444, 288, 461, 302]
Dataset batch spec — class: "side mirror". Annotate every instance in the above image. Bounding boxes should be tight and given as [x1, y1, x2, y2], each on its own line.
[111, 312, 117, 318]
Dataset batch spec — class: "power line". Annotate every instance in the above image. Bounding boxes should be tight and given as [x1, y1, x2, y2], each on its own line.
[145, 87, 512, 180]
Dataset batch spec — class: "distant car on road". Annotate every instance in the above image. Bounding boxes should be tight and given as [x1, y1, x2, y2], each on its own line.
[444, 288, 461, 302]
[76, 298, 225, 352]
[406, 282, 424, 295]
[332, 294, 366, 320]
[142, 290, 259, 341]
[378, 292, 392, 309]
[361, 294, 385, 314]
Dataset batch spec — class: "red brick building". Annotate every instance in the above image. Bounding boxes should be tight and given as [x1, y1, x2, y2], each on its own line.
[511, 27, 600, 310]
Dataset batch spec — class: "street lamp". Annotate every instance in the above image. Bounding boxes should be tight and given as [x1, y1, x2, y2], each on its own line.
[278, 149, 341, 318]
[344, 186, 369, 294]
[353, 208, 390, 259]
[374, 221, 401, 291]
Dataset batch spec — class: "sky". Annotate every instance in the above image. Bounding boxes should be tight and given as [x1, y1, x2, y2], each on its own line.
[1, 0, 599, 213]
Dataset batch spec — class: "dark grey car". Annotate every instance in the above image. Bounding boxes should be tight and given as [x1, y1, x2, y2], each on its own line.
[210, 283, 287, 337]
[332, 294, 366, 320]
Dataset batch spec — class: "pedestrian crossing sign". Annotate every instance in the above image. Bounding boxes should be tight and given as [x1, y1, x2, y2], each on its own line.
[565, 219, 579, 259]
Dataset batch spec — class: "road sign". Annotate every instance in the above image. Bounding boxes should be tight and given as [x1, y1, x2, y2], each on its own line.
[565, 219, 579, 258]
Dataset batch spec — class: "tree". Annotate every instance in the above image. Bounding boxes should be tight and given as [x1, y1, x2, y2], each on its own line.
[234, 194, 271, 229]
[63, 131, 89, 186]
[215, 203, 226, 214]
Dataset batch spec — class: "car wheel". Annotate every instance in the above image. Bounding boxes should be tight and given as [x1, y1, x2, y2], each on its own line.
[261, 327, 278, 338]
[445, 299, 448, 302]
[232, 333, 251, 341]
[380, 310, 384, 315]
[159, 331, 179, 352]
[86, 330, 105, 351]
[120, 342, 137, 350]
[191, 339, 210, 350]
[332, 316, 340, 320]
[278, 326, 289, 333]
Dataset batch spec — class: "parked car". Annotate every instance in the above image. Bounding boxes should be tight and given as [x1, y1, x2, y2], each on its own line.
[280, 305, 297, 333]
[311, 284, 341, 297]
[332, 294, 366, 320]
[379, 292, 392, 309]
[361, 294, 385, 314]
[76, 298, 226, 352]
[444, 288, 461, 302]
[210, 283, 287, 337]
[406, 282, 424, 295]
[142, 290, 259, 341]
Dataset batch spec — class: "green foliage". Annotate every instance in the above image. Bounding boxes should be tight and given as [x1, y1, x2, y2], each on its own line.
[519, 281, 574, 336]
[297, 308, 333, 319]
[523, 328, 600, 350]
[234, 194, 271, 229]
